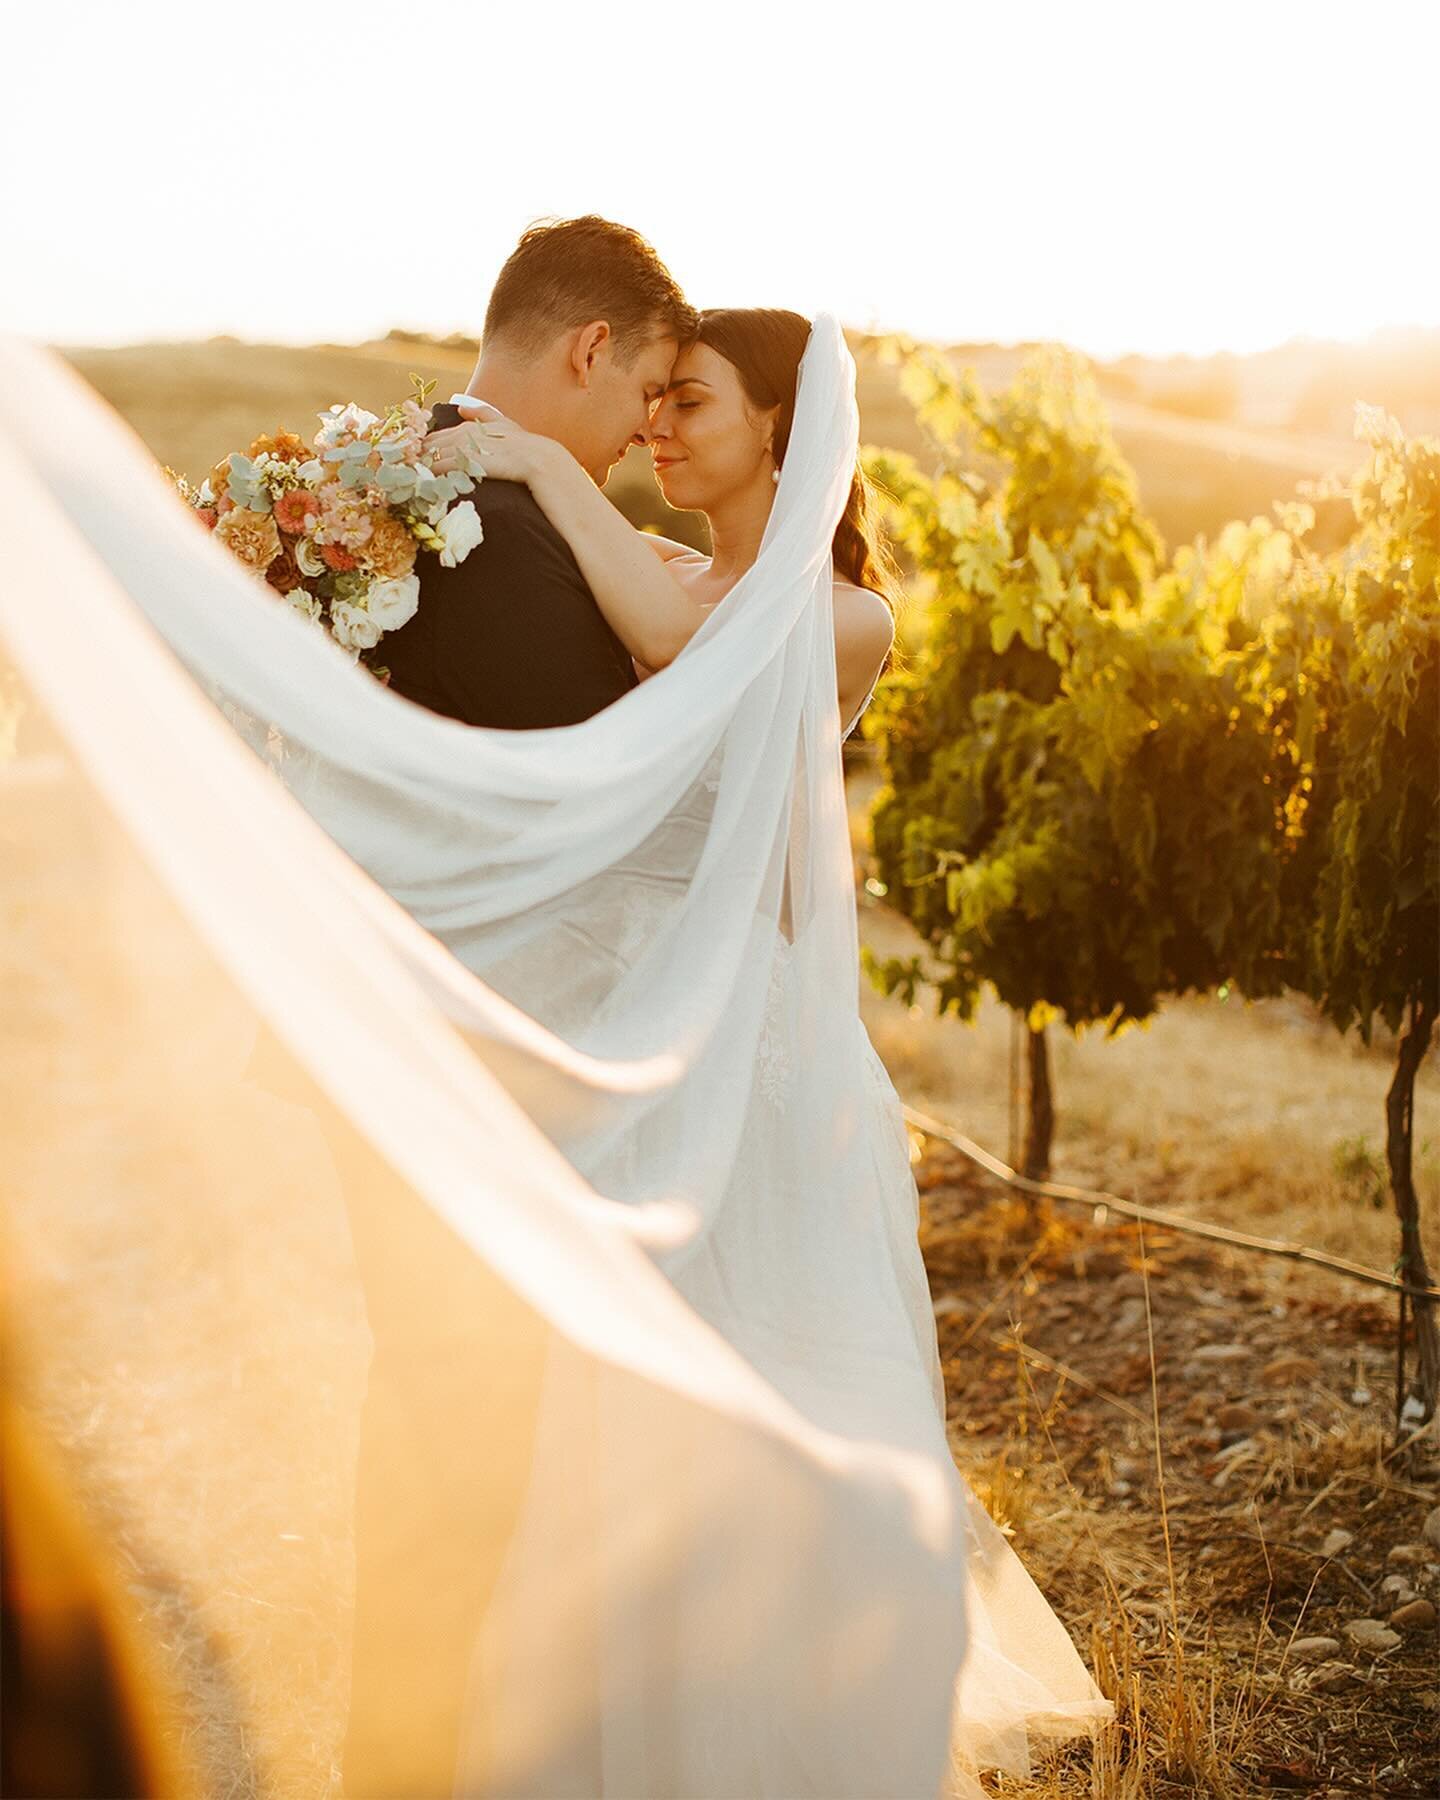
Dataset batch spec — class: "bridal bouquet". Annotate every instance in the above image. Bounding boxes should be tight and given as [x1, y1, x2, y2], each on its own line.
[173, 377, 485, 665]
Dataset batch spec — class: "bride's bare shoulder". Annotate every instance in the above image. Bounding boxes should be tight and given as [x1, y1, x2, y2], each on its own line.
[831, 579, 895, 657]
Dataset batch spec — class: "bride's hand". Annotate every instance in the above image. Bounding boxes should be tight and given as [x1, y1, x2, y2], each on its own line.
[424, 407, 560, 485]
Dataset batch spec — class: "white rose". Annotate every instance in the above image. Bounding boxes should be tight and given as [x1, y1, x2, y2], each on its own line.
[367, 573, 420, 632]
[287, 591, 324, 624]
[438, 500, 484, 568]
[329, 601, 383, 651]
[295, 537, 326, 578]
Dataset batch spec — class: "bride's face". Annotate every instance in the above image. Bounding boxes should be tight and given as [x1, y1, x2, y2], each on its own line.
[648, 343, 778, 514]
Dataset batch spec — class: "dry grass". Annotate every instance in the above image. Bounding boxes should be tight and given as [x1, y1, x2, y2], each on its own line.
[914, 1171, 1440, 1798]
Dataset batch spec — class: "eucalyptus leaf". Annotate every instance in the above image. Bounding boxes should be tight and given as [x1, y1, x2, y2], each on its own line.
[372, 463, 416, 497]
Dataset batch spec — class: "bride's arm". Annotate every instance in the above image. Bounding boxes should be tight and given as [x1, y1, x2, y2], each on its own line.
[527, 446, 709, 670]
[427, 420, 708, 671]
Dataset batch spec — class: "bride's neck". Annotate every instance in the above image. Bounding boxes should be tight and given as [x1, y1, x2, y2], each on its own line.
[704, 475, 775, 584]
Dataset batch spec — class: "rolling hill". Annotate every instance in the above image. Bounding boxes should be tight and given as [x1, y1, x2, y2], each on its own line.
[59, 331, 1385, 557]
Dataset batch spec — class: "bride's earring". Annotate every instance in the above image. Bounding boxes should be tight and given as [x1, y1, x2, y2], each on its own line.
[772, 468, 780, 485]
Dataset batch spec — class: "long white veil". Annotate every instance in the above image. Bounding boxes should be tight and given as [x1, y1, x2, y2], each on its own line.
[0, 316, 1109, 1798]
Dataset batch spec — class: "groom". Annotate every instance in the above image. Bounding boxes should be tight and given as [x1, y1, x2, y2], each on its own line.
[382, 216, 695, 727]
[336, 218, 693, 1798]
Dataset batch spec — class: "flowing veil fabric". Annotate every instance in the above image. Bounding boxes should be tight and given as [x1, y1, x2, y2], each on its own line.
[0, 318, 1111, 1797]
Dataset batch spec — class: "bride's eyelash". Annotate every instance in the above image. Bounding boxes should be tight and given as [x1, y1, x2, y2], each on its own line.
[675, 401, 701, 411]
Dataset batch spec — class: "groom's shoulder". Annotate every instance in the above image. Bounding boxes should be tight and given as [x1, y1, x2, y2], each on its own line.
[471, 480, 557, 531]
[466, 482, 584, 580]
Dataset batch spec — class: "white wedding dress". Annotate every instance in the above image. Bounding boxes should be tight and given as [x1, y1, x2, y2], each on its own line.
[0, 317, 1111, 1799]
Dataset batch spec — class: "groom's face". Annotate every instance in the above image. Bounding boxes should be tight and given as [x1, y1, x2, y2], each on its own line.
[574, 327, 678, 485]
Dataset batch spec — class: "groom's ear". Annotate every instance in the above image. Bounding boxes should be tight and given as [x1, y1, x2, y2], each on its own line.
[568, 321, 613, 389]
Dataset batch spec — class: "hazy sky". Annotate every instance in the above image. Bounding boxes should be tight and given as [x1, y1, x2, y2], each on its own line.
[5, 0, 1435, 358]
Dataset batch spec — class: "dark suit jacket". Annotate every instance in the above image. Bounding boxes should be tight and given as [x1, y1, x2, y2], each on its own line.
[382, 404, 638, 728]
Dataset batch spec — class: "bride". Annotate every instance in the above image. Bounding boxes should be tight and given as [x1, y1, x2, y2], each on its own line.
[429, 307, 1116, 1787]
[0, 283, 1110, 1799]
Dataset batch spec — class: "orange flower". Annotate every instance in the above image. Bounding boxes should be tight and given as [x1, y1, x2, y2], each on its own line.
[214, 506, 282, 572]
[248, 429, 311, 463]
[265, 543, 305, 594]
[207, 456, 232, 499]
[273, 488, 320, 536]
[320, 541, 359, 573]
[362, 514, 418, 580]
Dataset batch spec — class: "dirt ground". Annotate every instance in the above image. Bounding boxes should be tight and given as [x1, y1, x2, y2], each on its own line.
[916, 1148, 1440, 1798]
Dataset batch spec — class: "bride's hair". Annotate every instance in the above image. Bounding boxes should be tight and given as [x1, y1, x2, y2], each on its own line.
[689, 309, 902, 617]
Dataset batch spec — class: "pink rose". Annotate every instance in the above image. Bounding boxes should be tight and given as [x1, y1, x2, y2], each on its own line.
[314, 482, 374, 551]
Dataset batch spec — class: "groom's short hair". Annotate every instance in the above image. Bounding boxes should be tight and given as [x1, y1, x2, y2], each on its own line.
[485, 216, 694, 364]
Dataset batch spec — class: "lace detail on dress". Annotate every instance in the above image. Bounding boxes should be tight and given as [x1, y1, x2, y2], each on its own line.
[754, 937, 796, 1108]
